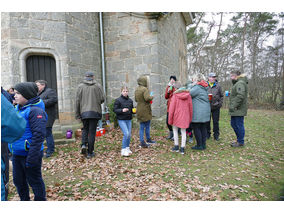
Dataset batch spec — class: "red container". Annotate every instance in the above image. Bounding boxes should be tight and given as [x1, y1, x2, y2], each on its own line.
[208, 94, 213, 102]
[96, 128, 105, 137]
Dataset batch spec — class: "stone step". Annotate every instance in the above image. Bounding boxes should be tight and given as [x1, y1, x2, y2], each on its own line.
[54, 138, 76, 145]
[53, 131, 66, 140]
[44, 138, 76, 146]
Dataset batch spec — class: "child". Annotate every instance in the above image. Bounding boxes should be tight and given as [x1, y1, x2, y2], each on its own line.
[168, 81, 193, 154]
[134, 76, 156, 148]
[114, 86, 134, 157]
[9, 82, 47, 201]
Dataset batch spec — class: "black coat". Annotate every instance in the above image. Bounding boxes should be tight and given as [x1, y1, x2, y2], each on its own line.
[207, 81, 224, 111]
[114, 95, 134, 120]
[38, 87, 58, 127]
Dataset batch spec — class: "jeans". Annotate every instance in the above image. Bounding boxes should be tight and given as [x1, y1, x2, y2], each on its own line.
[12, 153, 46, 201]
[118, 120, 132, 149]
[192, 122, 207, 148]
[230, 116, 245, 145]
[82, 118, 99, 154]
[206, 108, 220, 139]
[46, 127, 55, 154]
[139, 120, 151, 142]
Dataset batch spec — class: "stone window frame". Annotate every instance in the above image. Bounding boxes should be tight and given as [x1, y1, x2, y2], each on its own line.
[18, 47, 63, 113]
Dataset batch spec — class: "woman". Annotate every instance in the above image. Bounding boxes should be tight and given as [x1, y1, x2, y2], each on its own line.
[168, 81, 193, 155]
[164, 75, 177, 140]
[134, 76, 156, 148]
[190, 74, 211, 150]
[114, 86, 134, 156]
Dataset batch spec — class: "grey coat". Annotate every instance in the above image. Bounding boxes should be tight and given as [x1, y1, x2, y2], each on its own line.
[190, 84, 211, 123]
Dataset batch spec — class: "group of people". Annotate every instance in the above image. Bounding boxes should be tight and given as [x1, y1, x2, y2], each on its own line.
[1, 69, 248, 201]
[1, 80, 58, 201]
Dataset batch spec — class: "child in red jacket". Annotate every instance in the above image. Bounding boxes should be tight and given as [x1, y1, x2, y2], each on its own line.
[168, 81, 193, 154]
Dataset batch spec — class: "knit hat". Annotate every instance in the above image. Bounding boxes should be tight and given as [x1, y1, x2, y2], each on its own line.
[14, 82, 38, 100]
[170, 75, 177, 81]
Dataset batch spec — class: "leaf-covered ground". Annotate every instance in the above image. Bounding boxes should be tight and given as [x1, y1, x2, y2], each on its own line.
[8, 109, 284, 201]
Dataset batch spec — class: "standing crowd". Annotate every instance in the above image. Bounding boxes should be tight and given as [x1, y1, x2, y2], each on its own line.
[1, 70, 248, 201]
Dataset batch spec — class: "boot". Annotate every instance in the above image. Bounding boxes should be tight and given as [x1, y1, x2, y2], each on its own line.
[166, 131, 173, 140]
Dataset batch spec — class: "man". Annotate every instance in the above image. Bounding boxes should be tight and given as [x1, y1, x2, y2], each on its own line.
[75, 71, 105, 158]
[1, 94, 26, 201]
[229, 71, 248, 147]
[35, 80, 58, 158]
[206, 73, 223, 141]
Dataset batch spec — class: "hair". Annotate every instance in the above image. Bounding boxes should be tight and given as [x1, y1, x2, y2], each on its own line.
[169, 75, 177, 81]
[35, 80, 47, 86]
[121, 86, 129, 92]
[192, 73, 206, 82]
[230, 70, 241, 76]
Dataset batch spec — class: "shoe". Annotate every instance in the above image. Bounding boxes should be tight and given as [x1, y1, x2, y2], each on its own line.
[147, 139, 156, 144]
[81, 145, 87, 155]
[86, 153, 95, 159]
[45, 153, 52, 158]
[188, 137, 193, 144]
[166, 131, 174, 140]
[121, 149, 130, 157]
[171, 145, 179, 152]
[139, 142, 149, 148]
[180, 147, 185, 155]
[191, 145, 203, 150]
[231, 142, 244, 147]
[126, 147, 132, 154]
[214, 136, 220, 141]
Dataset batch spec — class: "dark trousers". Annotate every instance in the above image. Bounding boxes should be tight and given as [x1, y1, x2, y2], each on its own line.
[230, 116, 245, 145]
[186, 123, 193, 138]
[206, 108, 220, 139]
[45, 127, 55, 154]
[82, 118, 99, 154]
[166, 112, 173, 131]
[12, 153, 46, 201]
[192, 122, 207, 148]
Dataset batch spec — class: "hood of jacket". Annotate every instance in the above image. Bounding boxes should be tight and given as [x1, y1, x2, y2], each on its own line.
[175, 91, 190, 100]
[83, 79, 97, 85]
[197, 80, 209, 88]
[232, 74, 248, 85]
[137, 76, 148, 87]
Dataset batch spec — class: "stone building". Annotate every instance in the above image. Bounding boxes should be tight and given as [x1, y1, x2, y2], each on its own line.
[1, 12, 194, 125]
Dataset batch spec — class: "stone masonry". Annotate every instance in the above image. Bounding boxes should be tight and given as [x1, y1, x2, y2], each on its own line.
[103, 12, 189, 117]
[1, 12, 101, 123]
[1, 12, 192, 124]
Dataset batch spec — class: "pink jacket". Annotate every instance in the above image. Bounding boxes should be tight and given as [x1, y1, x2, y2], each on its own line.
[168, 91, 193, 129]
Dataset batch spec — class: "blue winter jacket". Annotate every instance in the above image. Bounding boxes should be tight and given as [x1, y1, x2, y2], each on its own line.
[8, 96, 47, 167]
[1, 94, 26, 201]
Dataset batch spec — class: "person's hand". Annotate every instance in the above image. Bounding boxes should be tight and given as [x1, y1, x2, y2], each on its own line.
[122, 108, 129, 112]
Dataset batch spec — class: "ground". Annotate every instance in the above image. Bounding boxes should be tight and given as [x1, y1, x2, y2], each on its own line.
[8, 109, 284, 201]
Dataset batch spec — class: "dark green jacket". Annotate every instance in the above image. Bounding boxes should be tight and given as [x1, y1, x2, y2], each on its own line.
[229, 75, 248, 116]
[135, 76, 153, 122]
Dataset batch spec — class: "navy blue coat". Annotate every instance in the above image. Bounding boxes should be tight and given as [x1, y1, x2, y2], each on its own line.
[8, 96, 47, 168]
